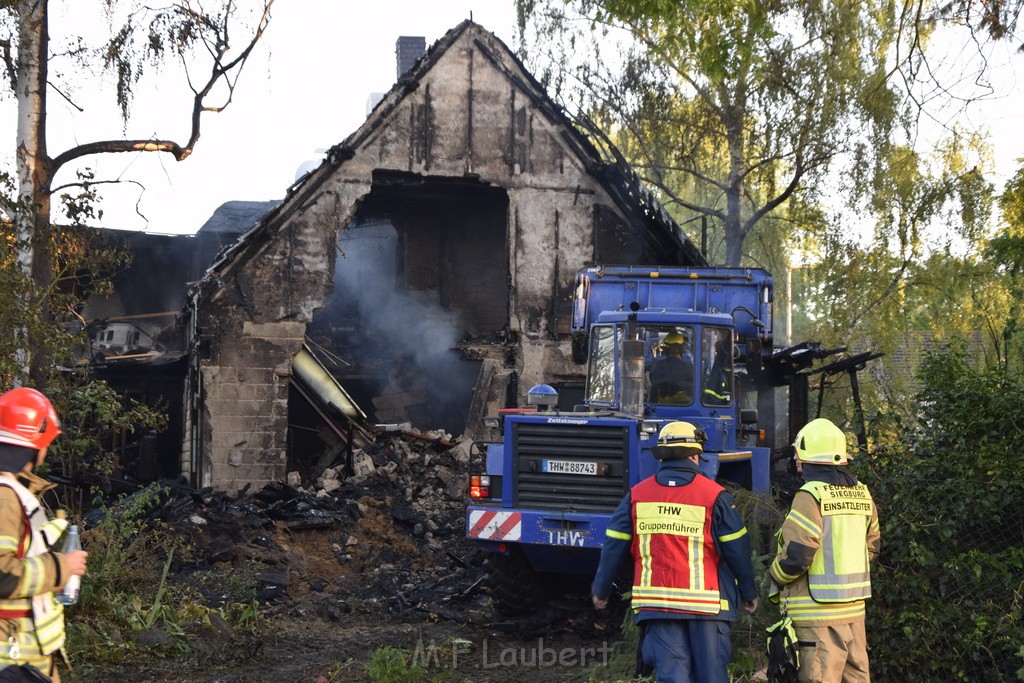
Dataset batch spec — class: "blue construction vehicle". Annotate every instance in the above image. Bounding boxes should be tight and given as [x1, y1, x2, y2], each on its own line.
[466, 265, 817, 614]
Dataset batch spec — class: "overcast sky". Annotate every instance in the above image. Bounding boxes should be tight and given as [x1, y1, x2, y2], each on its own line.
[34, 1, 520, 235]
[7, 2, 1024, 236]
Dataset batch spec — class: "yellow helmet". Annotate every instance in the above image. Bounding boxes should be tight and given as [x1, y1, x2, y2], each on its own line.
[653, 421, 705, 460]
[661, 332, 687, 352]
[793, 418, 848, 465]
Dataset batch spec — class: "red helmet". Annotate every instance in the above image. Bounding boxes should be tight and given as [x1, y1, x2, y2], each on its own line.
[0, 388, 61, 450]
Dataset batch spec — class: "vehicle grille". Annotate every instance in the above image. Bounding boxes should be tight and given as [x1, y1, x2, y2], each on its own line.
[513, 422, 629, 512]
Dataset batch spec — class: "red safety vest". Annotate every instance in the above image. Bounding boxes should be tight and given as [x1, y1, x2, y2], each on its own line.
[630, 473, 724, 615]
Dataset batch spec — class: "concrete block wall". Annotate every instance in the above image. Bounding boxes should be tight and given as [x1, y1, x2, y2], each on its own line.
[191, 172, 370, 489]
[194, 317, 310, 490]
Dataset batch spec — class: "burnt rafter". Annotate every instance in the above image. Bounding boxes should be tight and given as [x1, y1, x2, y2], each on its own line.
[365, 170, 507, 207]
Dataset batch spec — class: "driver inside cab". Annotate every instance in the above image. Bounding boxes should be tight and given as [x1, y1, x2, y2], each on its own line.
[648, 332, 694, 404]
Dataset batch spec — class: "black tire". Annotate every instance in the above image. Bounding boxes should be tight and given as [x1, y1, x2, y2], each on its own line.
[484, 547, 551, 616]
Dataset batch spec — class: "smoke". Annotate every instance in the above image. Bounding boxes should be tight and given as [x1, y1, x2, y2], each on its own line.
[313, 218, 478, 433]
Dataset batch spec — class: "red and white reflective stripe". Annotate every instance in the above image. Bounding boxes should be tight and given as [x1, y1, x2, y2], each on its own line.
[468, 510, 522, 541]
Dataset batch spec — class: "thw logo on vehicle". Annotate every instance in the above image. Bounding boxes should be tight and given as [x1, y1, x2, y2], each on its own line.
[546, 529, 586, 546]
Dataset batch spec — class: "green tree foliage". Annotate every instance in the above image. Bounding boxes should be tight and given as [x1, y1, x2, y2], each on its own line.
[788, 133, 1000, 412]
[0, 171, 126, 384]
[864, 348, 1024, 680]
[53, 379, 167, 485]
[517, 0, 911, 265]
[987, 161, 1024, 369]
[1, 172, 165, 489]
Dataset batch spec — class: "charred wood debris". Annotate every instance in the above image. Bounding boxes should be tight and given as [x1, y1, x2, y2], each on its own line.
[64, 425, 607, 639]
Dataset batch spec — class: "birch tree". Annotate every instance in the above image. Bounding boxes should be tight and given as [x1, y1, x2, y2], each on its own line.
[518, 0, 912, 265]
[1, 0, 273, 380]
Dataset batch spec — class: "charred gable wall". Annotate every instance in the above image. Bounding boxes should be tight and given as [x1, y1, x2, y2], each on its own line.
[187, 22, 694, 491]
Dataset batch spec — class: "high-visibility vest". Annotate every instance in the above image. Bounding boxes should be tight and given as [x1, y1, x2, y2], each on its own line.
[801, 480, 874, 603]
[629, 473, 724, 615]
[0, 477, 67, 658]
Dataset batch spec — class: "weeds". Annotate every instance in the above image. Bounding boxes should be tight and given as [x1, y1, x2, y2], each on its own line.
[326, 657, 356, 680]
[365, 646, 428, 683]
[64, 485, 264, 676]
[78, 484, 184, 600]
[362, 645, 471, 683]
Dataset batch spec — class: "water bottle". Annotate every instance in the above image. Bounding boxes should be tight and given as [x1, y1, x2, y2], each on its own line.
[55, 525, 81, 606]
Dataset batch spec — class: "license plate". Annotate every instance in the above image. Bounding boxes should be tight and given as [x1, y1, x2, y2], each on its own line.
[543, 459, 598, 475]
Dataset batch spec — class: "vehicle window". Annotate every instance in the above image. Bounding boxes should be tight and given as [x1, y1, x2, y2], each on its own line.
[701, 327, 733, 406]
[585, 325, 616, 403]
[644, 326, 695, 406]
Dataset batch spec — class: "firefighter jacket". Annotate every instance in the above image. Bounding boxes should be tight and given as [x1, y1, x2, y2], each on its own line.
[0, 471, 71, 672]
[702, 350, 731, 406]
[592, 459, 757, 623]
[648, 355, 695, 403]
[769, 466, 881, 626]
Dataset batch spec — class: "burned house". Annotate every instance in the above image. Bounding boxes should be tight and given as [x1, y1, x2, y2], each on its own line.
[76, 201, 279, 479]
[183, 21, 706, 492]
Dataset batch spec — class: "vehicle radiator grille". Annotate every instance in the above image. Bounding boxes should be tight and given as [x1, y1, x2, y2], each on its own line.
[513, 422, 629, 512]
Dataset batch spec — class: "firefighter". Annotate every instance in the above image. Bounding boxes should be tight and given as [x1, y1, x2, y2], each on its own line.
[648, 332, 695, 404]
[591, 421, 758, 683]
[0, 388, 88, 682]
[702, 339, 731, 406]
[769, 418, 881, 683]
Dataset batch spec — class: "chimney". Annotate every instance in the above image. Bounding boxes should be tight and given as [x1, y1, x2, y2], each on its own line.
[396, 36, 426, 79]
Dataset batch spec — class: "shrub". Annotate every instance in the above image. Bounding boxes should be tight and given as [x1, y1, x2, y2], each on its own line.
[865, 347, 1024, 681]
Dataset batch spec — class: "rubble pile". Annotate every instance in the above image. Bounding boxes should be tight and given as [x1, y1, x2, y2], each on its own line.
[143, 426, 491, 623]
[71, 422, 623, 683]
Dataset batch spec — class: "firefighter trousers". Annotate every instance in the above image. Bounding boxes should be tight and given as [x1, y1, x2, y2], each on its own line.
[639, 619, 731, 683]
[793, 620, 869, 683]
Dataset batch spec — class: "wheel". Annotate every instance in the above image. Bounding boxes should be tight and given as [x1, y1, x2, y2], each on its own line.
[484, 547, 551, 616]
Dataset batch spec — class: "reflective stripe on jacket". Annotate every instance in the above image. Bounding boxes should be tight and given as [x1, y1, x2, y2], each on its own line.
[801, 481, 873, 602]
[769, 476, 881, 625]
[0, 472, 68, 669]
[630, 473, 724, 615]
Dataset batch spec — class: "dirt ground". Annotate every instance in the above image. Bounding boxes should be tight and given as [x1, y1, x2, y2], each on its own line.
[66, 438, 638, 683]
[99, 528, 634, 683]
[147, 610, 626, 683]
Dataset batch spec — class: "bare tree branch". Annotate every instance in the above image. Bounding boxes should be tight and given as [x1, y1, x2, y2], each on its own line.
[51, 0, 274, 174]
[745, 167, 805, 232]
[47, 79, 83, 111]
[50, 177, 144, 195]
[647, 180, 727, 223]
